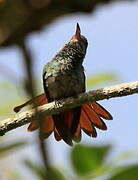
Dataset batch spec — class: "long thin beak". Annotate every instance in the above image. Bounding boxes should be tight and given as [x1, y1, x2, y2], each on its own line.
[71, 23, 81, 41]
[75, 23, 81, 39]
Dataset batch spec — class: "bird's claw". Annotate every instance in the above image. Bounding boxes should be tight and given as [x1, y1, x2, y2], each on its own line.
[54, 100, 62, 108]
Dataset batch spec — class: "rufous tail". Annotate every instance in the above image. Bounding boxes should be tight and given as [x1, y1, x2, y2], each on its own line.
[13, 93, 112, 145]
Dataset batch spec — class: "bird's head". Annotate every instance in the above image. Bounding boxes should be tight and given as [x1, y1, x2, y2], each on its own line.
[70, 23, 88, 55]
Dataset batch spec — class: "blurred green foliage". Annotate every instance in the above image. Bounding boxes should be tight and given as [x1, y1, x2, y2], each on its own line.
[0, 140, 28, 157]
[0, 79, 22, 117]
[24, 159, 67, 180]
[0, 138, 28, 180]
[24, 144, 138, 180]
[0, 77, 42, 118]
[108, 165, 138, 180]
[71, 144, 110, 176]
[24, 159, 47, 180]
[86, 73, 118, 89]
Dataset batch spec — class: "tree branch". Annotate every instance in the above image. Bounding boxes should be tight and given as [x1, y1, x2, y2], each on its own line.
[0, 81, 138, 136]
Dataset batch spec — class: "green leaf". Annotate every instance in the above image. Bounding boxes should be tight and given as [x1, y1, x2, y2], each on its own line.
[24, 159, 45, 179]
[71, 144, 111, 176]
[48, 167, 67, 180]
[108, 165, 138, 180]
[0, 80, 22, 116]
[24, 160, 67, 180]
[0, 140, 28, 157]
[86, 73, 118, 89]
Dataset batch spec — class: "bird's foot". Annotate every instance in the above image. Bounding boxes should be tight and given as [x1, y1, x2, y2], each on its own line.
[54, 100, 62, 109]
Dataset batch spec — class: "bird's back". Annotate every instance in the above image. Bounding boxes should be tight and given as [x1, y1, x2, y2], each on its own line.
[43, 43, 86, 101]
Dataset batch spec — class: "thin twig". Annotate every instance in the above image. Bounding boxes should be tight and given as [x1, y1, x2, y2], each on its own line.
[18, 41, 34, 97]
[0, 81, 138, 135]
[18, 41, 49, 179]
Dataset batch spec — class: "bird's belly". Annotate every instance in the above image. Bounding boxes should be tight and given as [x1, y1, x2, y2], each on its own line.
[46, 72, 84, 100]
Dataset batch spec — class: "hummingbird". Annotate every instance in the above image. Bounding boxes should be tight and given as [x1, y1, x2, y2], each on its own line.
[14, 23, 112, 146]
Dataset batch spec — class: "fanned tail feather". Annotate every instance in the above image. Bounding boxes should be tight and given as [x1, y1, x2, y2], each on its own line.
[90, 102, 113, 120]
[14, 94, 55, 139]
[14, 93, 46, 113]
[39, 116, 54, 140]
[83, 104, 107, 130]
[13, 93, 113, 145]
[27, 121, 39, 131]
[80, 108, 97, 137]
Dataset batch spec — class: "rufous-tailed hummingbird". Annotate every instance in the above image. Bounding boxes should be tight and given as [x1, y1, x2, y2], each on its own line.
[14, 23, 112, 146]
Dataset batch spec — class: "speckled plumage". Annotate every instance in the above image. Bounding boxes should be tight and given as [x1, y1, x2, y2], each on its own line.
[43, 36, 88, 101]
